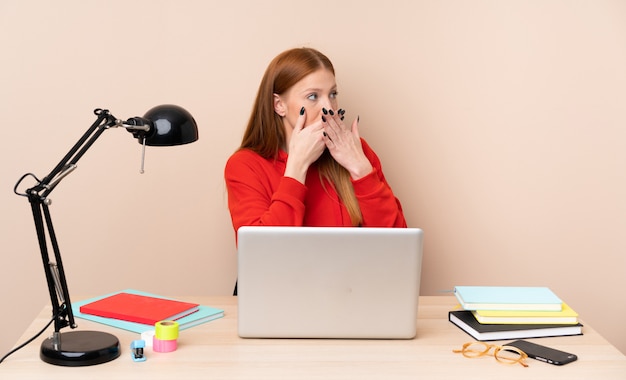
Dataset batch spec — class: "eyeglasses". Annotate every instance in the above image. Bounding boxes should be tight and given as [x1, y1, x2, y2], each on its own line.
[453, 341, 529, 367]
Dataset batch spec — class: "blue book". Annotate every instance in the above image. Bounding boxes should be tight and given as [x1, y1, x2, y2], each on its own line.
[72, 289, 224, 333]
[454, 286, 563, 311]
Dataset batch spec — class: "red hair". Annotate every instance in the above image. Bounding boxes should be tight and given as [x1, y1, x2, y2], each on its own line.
[240, 47, 334, 157]
[240, 48, 362, 226]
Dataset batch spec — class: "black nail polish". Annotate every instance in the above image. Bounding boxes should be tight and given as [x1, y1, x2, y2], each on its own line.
[340, 109, 346, 115]
[300, 106, 305, 115]
[323, 132, 327, 137]
[329, 109, 334, 116]
[322, 108, 328, 115]
[322, 115, 326, 122]
[341, 116, 345, 121]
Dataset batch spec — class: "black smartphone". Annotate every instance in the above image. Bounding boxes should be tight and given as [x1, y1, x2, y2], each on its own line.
[505, 340, 578, 365]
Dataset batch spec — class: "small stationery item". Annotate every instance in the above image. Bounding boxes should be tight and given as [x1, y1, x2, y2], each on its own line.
[454, 286, 563, 311]
[448, 310, 583, 341]
[79, 292, 200, 325]
[153, 320, 179, 353]
[141, 330, 155, 347]
[155, 320, 179, 340]
[472, 303, 579, 325]
[153, 337, 177, 353]
[130, 340, 147, 362]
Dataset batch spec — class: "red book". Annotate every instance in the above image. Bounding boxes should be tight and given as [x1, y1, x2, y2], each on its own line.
[79, 292, 200, 325]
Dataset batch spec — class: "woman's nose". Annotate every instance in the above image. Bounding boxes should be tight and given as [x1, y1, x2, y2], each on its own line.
[321, 96, 337, 111]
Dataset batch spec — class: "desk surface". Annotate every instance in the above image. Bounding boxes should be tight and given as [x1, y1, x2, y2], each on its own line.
[1, 296, 625, 379]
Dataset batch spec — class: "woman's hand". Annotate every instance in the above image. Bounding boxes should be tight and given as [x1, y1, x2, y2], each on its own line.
[284, 107, 326, 184]
[322, 109, 373, 180]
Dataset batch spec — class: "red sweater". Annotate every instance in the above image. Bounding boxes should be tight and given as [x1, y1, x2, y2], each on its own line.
[224, 139, 407, 234]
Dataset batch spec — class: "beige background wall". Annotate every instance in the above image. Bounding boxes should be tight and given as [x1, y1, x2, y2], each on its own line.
[1, 0, 624, 356]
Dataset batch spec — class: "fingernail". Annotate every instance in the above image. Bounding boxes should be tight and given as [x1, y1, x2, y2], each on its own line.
[323, 131, 327, 137]
[341, 116, 344, 121]
[322, 115, 326, 122]
[322, 108, 328, 115]
[357, 115, 360, 123]
[339, 109, 346, 115]
[329, 109, 334, 116]
[300, 106, 305, 115]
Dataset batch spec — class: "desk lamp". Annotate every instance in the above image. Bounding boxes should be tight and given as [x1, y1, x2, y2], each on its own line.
[13, 105, 199, 366]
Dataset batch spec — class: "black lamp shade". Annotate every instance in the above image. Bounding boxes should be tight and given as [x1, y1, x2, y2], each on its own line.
[142, 104, 199, 146]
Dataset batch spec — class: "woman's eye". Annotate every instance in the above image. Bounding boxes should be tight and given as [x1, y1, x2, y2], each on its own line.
[330, 91, 338, 99]
[307, 93, 318, 101]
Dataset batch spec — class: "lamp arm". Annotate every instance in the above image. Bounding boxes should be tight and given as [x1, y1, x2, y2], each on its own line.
[32, 109, 153, 197]
[33, 109, 115, 196]
[22, 108, 122, 335]
[28, 197, 75, 333]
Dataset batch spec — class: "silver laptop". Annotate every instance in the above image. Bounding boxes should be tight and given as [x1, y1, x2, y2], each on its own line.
[237, 226, 423, 339]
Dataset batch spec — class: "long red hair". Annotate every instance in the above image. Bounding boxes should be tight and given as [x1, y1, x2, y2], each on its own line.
[240, 48, 362, 226]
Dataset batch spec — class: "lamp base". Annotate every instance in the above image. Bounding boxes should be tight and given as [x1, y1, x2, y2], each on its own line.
[40, 330, 120, 366]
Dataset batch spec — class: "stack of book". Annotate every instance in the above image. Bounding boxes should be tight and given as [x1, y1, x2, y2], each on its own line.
[73, 289, 224, 333]
[448, 286, 583, 341]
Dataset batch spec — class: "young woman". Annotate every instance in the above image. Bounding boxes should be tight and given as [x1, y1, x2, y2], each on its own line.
[225, 47, 406, 234]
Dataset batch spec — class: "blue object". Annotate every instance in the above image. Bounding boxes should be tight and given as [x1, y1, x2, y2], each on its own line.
[130, 340, 147, 362]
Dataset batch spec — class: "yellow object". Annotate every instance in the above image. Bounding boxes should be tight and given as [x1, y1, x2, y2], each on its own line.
[155, 320, 180, 340]
[472, 303, 579, 325]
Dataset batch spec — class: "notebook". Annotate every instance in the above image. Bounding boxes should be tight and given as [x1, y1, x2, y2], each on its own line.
[237, 226, 423, 339]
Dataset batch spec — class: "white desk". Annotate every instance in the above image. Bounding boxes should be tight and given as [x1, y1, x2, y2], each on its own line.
[1, 296, 625, 379]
